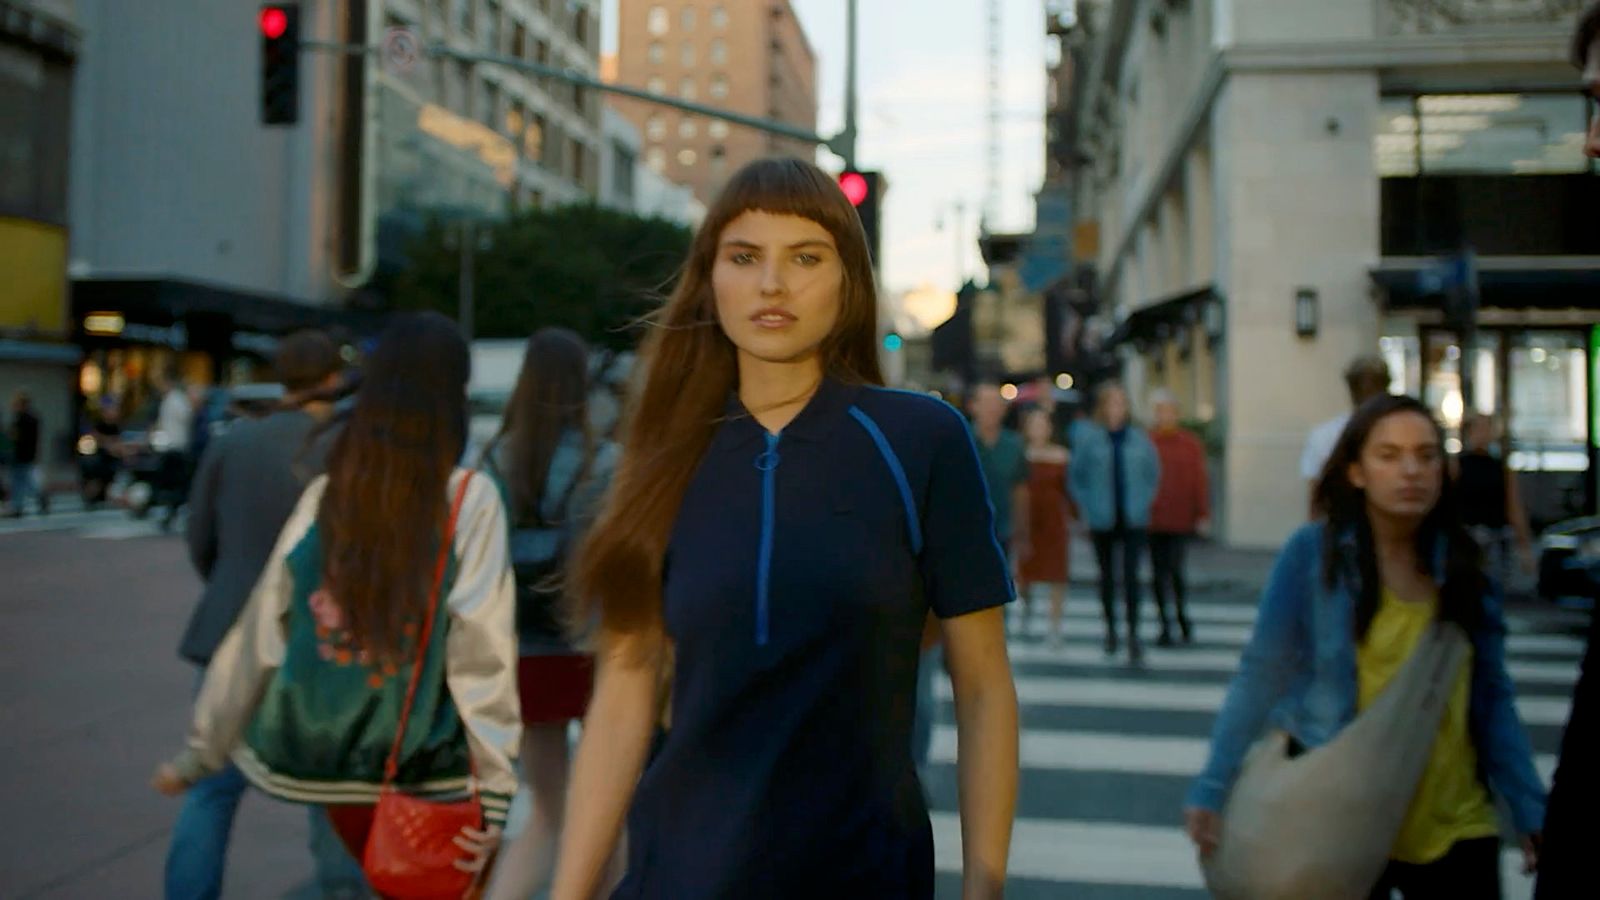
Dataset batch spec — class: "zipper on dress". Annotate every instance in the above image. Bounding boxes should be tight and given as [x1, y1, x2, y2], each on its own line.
[754, 432, 782, 646]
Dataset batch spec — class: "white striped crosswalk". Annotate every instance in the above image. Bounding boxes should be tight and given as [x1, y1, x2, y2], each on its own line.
[927, 589, 1586, 899]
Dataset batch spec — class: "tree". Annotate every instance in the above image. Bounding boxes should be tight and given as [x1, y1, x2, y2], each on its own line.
[389, 204, 693, 351]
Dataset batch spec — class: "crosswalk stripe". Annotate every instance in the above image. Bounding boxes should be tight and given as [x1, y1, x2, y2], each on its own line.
[1017, 601, 1263, 624]
[1007, 617, 1587, 655]
[1004, 643, 1581, 686]
[925, 724, 1561, 783]
[930, 813, 1538, 899]
[935, 675, 1574, 727]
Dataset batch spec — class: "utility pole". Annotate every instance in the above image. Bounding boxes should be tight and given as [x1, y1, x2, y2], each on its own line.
[839, 0, 859, 169]
[458, 219, 474, 342]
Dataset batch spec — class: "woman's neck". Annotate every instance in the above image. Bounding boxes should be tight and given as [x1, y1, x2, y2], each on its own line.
[737, 353, 822, 434]
[1367, 507, 1421, 559]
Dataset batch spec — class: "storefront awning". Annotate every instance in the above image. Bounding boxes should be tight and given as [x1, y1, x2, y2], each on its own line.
[1371, 259, 1600, 311]
[1107, 284, 1218, 347]
[71, 277, 384, 341]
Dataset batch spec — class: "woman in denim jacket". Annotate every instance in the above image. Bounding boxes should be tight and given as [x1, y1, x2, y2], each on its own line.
[1067, 382, 1161, 663]
[1185, 396, 1545, 898]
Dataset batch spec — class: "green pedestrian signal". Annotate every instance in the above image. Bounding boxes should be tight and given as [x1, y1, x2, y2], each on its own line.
[883, 333, 903, 352]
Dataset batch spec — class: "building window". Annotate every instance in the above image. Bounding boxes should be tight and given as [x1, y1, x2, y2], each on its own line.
[678, 148, 698, 166]
[708, 120, 729, 139]
[709, 38, 727, 65]
[456, 61, 473, 113]
[574, 6, 590, 47]
[484, 81, 500, 128]
[614, 141, 637, 200]
[454, 0, 473, 34]
[711, 4, 728, 30]
[433, 58, 448, 103]
[512, 23, 528, 58]
[709, 74, 728, 101]
[484, 0, 500, 51]
[681, 7, 697, 32]
[647, 76, 666, 95]
[1375, 92, 1589, 177]
[526, 113, 546, 160]
[681, 41, 696, 67]
[680, 77, 697, 101]
[544, 121, 565, 170]
[535, 39, 549, 66]
[570, 136, 585, 182]
[648, 5, 669, 35]
[679, 117, 698, 139]
[506, 102, 525, 141]
[646, 114, 667, 141]
[647, 146, 667, 172]
[648, 41, 665, 63]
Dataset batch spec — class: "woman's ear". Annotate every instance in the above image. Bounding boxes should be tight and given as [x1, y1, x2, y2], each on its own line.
[1347, 460, 1366, 491]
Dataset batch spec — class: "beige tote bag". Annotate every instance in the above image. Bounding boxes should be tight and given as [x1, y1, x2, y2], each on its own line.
[1202, 621, 1471, 900]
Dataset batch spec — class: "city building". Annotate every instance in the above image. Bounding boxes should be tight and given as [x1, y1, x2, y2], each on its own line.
[64, 0, 602, 422]
[1, 0, 79, 480]
[612, 0, 818, 204]
[1065, 0, 1598, 546]
[600, 105, 705, 225]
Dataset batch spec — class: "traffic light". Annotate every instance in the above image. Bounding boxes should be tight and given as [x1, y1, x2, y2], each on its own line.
[837, 169, 883, 265]
[259, 4, 301, 125]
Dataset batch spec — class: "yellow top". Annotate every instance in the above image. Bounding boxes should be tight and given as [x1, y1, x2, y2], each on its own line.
[1356, 588, 1500, 864]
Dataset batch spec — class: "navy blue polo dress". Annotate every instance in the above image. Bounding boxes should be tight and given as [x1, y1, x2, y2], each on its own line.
[613, 377, 1014, 900]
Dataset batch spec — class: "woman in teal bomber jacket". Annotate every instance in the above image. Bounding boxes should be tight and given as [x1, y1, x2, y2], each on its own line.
[153, 313, 521, 878]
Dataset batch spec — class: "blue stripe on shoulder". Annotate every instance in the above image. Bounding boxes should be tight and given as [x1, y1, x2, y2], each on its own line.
[862, 386, 1015, 598]
[847, 405, 924, 556]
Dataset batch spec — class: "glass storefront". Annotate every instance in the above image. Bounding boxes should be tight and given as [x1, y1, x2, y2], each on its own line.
[1402, 326, 1596, 527]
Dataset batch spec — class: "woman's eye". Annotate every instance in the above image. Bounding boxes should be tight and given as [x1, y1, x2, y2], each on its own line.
[795, 253, 822, 266]
[730, 252, 756, 265]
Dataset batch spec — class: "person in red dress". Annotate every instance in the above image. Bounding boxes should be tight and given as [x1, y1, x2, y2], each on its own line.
[1147, 390, 1210, 645]
[1018, 406, 1073, 646]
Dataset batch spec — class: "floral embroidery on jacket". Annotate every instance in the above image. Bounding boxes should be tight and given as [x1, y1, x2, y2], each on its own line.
[309, 588, 415, 688]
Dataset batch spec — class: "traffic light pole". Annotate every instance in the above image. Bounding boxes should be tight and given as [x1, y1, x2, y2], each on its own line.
[299, 39, 855, 160]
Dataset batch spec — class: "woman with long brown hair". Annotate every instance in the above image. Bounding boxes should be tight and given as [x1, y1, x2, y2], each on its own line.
[153, 312, 521, 891]
[548, 158, 1019, 899]
[481, 327, 619, 900]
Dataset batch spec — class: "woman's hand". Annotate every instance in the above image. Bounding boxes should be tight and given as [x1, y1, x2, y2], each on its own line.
[1183, 807, 1222, 859]
[1519, 833, 1540, 875]
[453, 823, 503, 875]
[151, 762, 189, 797]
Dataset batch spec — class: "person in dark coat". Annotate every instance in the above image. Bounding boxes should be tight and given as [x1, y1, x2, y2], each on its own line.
[7, 391, 46, 516]
[164, 331, 368, 900]
[1534, 9, 1600, 894]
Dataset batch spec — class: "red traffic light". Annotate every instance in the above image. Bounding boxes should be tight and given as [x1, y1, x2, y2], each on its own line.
[259, 6, 289, 39]
[838, 172, 869, 207]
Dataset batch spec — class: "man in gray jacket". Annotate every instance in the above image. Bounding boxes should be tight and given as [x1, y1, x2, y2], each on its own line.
[164, 330, 366, 900]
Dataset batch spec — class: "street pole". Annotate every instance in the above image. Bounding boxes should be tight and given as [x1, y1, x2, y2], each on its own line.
[459, 219, 474, 342]
[840, 0, 858, 169]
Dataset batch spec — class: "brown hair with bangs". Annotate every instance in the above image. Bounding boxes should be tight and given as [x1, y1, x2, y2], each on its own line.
[569, 157, 883, 638]
[319, 312, 471, 663]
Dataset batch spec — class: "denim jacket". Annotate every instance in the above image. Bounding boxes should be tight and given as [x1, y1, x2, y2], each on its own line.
[1067, 422, 1161, 532]
[1186, 522, 1547, 836]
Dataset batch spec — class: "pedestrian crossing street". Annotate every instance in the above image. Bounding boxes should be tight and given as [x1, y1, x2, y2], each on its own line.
[923, 588, 1586, 900]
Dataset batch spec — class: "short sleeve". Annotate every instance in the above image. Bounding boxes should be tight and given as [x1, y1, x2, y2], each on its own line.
[919, 411, 1016, 619]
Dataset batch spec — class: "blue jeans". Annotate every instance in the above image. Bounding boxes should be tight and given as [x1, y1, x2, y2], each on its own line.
[163, 769, 369, 899]
[164, 676, 368, 899]
[8, 463, 36, 513]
